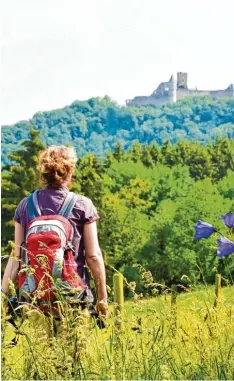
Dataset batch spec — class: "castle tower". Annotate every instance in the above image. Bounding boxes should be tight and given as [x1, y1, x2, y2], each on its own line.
[228, 84, 234, 96]
[168, 74, 177, 103]
[177, 72, 188, 89]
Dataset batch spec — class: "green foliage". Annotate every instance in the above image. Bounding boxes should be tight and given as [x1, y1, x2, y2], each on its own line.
[1, 127, 45, 253]
[2, 96, 234, 165]
[1, 126, 234, 285]
[72, 153, 107, 209]
[139, 179, 233, 285]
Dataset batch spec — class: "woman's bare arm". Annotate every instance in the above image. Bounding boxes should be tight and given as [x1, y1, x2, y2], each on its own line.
[83, 222, 108, 316]
[1, 222, 23, 293]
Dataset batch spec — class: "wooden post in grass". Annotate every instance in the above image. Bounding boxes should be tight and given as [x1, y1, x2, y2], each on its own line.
[113, 273, 124, 330]
[214, 273, 221, 307]
[171, 284, 177, 331]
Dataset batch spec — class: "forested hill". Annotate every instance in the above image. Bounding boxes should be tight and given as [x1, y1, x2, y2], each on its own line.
[2, 128, 234, 284]
[2, 96, 234, 165]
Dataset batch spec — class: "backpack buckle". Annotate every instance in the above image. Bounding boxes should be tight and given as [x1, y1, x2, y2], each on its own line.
[63, 242, 75, 253]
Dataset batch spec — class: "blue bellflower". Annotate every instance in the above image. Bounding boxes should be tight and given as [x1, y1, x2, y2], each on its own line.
[194, 220, 216, 240]
[221, 213, 234, 229]
[217, 236, 234, 258]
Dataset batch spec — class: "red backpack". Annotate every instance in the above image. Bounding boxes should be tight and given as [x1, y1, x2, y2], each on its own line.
[18, 190, 87, 308]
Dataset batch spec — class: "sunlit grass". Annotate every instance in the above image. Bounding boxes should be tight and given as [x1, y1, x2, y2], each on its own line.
[2, 285, 234, 380]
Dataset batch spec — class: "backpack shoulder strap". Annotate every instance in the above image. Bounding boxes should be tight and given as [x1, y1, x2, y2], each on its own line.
[59, 192, 79, 218]
[28, 190, 41, 220]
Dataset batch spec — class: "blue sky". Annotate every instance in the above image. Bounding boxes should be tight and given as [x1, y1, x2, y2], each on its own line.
[1, 0, 234, 125]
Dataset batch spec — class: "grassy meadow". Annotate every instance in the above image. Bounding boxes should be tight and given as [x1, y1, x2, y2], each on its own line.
[1, 284, 234, 381]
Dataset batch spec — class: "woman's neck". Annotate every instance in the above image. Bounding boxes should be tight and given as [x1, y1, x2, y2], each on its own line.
[45, 183, 69, 190]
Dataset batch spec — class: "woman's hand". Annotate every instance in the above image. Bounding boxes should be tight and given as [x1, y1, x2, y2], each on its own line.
[96, 298, 108, 318]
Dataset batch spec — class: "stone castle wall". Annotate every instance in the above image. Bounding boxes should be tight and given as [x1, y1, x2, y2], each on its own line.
[126, 96, 171, 107]
[126, 73, 234, 107]
[177, 88, 234, 100]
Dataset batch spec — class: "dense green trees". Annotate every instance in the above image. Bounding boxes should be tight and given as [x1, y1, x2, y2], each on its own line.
[2, 96, 234, 165]
[2, 128, 234, 286]
[1, 127, 45, 254]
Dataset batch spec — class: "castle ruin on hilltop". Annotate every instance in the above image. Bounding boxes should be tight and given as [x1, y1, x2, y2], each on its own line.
[126, 72, 234, 107]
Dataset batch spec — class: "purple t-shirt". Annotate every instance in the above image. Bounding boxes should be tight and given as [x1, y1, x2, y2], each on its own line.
[14, 186, 100, 285]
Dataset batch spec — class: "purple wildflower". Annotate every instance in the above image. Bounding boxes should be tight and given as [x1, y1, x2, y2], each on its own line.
[217, 236, 234, 258]
[221, 213, 234, 229]
[194, 220, 216, 240]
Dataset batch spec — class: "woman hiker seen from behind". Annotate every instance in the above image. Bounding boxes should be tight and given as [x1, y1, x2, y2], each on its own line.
[2, 145, 108, 323]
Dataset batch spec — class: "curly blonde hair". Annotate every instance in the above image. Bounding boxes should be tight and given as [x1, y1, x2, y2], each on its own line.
[38, 146, 77, 188]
